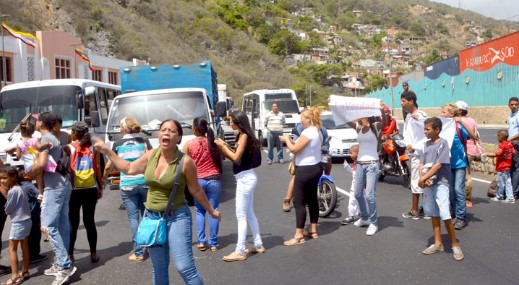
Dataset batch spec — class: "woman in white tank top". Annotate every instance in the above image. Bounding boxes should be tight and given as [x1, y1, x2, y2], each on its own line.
[346, 109, 387, 236]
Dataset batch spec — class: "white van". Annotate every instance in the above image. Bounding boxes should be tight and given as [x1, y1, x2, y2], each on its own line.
[242, 89, 300, 145]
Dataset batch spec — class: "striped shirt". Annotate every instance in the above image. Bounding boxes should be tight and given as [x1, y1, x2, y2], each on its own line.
[264, 111, 285, 132]
[113, 134, 152, 189]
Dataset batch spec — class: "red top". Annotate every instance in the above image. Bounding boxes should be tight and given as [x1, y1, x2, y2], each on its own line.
[188, 137, 220, 179]
[495, 141, 515, 172]
[382, 117, 398, 137]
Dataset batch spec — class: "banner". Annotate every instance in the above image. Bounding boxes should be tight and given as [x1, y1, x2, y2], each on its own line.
[406, 116, 457, 152]
[328, 95, 381, 125]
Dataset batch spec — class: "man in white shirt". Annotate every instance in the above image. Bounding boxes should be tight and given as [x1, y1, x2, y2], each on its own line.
[401, 91, 428, 220]
[265, 103, 286, 164]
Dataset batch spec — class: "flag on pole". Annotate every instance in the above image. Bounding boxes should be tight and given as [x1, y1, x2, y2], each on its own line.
[74, 48, 94, 72]
[1, 22, 38, 48]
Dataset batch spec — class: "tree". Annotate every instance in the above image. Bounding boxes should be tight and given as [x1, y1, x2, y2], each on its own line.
[423, 49, 442, 66]
[267, 30, 301, 57]
[483, 28, 493, 41]
[410, 22, 426, 37]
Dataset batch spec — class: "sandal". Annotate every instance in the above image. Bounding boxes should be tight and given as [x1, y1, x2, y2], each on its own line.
[1, 275, 22, 285]
[197, 244, 207, 251]
[209, 245, 218, 252]
[303, 230, 319, 239]
[222, 252, 247, 262]
[128, 254, 144, 263]
[284, 236, 306, 246]
[19, 271, 30, 281]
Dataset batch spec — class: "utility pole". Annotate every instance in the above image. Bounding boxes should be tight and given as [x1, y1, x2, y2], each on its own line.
[1, 14, 10, 88]
[387, 34, 395, 115]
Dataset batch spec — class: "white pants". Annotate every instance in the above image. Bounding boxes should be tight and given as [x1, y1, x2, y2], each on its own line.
[234, 169, 262, 254]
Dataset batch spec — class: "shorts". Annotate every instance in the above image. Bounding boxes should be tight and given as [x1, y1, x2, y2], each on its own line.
[423, 183, 451, 221]
[410, 156, 423, 194]
[10, 219, 32, 240]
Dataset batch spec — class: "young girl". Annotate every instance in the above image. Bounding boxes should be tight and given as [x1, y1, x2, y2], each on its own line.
[183, 117, 223, 252]
[0, 166, 32, 285]
[215, 110, 264, 261]
[15, 117, 56, 198]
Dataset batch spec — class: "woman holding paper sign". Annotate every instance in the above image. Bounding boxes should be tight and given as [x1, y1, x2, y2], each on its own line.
[345, 102, 387, 236]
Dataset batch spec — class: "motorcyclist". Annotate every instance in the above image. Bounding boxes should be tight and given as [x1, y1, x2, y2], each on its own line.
[381, 105, 398, 140]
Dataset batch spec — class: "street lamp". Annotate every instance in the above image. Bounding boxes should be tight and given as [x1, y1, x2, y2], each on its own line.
[1, 14, 10, 87]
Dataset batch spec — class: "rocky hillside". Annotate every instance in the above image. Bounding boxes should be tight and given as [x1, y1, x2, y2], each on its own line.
[1, 0, 517, 106]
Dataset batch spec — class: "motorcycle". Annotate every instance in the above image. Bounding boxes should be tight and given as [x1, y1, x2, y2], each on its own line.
[318, 137, 337, 217]
[378, 134, 411, 188]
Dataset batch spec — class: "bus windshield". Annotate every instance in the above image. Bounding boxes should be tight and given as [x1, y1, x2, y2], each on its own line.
[106, 91, 209, 136]
[263, 100, 300, 114]
[0, 86, 79, 133]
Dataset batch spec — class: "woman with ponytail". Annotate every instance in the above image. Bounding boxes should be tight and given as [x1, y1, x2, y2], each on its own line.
[102, 117, 152, 262]
[183, 117, 223, 252]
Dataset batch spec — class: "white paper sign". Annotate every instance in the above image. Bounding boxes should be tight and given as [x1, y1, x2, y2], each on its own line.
[328, 95, 381, 125]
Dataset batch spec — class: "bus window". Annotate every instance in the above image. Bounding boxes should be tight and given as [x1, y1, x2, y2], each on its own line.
[84, 91, 98, 125]
[98, 88, 110, 124]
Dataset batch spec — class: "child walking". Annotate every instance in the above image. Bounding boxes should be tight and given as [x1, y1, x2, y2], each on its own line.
[0, 166, 32, 284]
[487, 129, 516, 203]
[418, 117, 463, 261]
[15, 117, 56, 197]
[341, 145, 360, 225]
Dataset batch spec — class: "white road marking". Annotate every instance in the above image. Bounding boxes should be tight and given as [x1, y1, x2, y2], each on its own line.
[336, 186, 351, 197]
[472, 177, 491, 184]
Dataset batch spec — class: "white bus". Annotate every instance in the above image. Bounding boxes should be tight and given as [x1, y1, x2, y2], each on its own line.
[0, 79, 121, 166]
[242, 89, 301, 145]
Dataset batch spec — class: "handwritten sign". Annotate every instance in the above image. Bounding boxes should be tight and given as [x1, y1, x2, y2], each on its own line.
[328, 95, 381, 125]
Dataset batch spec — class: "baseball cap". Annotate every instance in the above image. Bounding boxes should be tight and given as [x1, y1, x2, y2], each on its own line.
[38, 112, 57, 125]
[402, 82, 409, 87]
[71, 121, 89, 133]
[455, 101, 468, 111]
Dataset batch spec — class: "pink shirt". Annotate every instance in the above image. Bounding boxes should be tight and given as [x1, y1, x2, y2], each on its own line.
[188, 137, 220, 179]
[461, 117, 477, 156]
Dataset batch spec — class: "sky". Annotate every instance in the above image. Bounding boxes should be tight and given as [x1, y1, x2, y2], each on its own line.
[429, 0, 519, 21]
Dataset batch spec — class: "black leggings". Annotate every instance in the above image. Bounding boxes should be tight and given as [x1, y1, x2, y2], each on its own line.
[69, 188, 98, 254]
[293, 164, 322, 229]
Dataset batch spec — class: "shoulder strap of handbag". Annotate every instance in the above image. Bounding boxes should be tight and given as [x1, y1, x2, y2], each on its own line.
[162, 151, 185, 218]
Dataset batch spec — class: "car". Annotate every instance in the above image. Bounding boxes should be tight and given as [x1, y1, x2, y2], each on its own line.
[321, 111, 358, 161]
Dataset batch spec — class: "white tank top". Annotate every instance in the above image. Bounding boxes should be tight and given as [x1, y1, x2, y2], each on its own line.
[357, 127, 379, 162]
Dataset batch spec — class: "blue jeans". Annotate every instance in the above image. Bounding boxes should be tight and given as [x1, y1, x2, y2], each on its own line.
[234, 169, 262, 254]
[450, 168, 467, 221]
[147, 205, 203, 285]
[354, 162, 380, 225]
[41, 184, 73, 270]
[496, 170, 514, 200]
[267, 131, 284, 162]
[195, 179, 221, 247]
[120, 185, 148, 257]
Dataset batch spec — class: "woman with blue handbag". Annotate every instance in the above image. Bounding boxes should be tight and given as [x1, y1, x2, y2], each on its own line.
[94, 119, 220, 285]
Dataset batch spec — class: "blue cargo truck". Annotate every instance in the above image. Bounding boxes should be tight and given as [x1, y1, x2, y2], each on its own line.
[104, 61, 226, 149]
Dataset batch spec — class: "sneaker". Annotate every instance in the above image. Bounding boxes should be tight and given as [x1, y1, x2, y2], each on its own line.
[454, 219, 467, 230]
[353, 218, 370, 227]
[490, 197, 501, 202]
[267, 160, 272, 165]
[422, 244, 444, 255]
[30, 254, 48, 264]
[279, 159, 284, 164]
[341, 216, 354, 225]
[51, 267, 77, 285]
[501, 199, 516, 204]
[452, 247, 464, 261]
[44, 264, 60, 276]
[366, 224, 378, 236]
[402, 211, 420, 220]
[244, 246, 266, 254]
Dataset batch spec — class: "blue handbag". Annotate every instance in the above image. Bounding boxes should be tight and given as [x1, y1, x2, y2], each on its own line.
[136, 153, 184, 247]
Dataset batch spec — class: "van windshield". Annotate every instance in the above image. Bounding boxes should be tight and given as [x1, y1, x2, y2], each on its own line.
[0, 86, 79, 133]
[321, 114, 350, 130]
[106, 91, 209, 136]
[263, 100, 300, 114]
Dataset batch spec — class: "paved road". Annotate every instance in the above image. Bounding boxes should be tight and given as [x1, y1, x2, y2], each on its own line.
[1, 152, 518, 285]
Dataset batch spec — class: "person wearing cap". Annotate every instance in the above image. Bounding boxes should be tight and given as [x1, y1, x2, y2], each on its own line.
[455, 101, 478, 208]
[28, 112, 77, 285]
[381, 105, 398, 139]
[401, 82, 410, 121]
[64, 121, 102, 264]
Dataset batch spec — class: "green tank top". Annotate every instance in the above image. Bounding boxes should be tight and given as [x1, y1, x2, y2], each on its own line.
[144, 148, 186, 212]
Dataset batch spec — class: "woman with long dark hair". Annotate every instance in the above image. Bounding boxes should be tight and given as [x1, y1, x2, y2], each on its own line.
[94, 119, 220, 285]
[183, 117, 222, 252]
[66, 121, 102, 263]
[215, 110, 264, 262]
